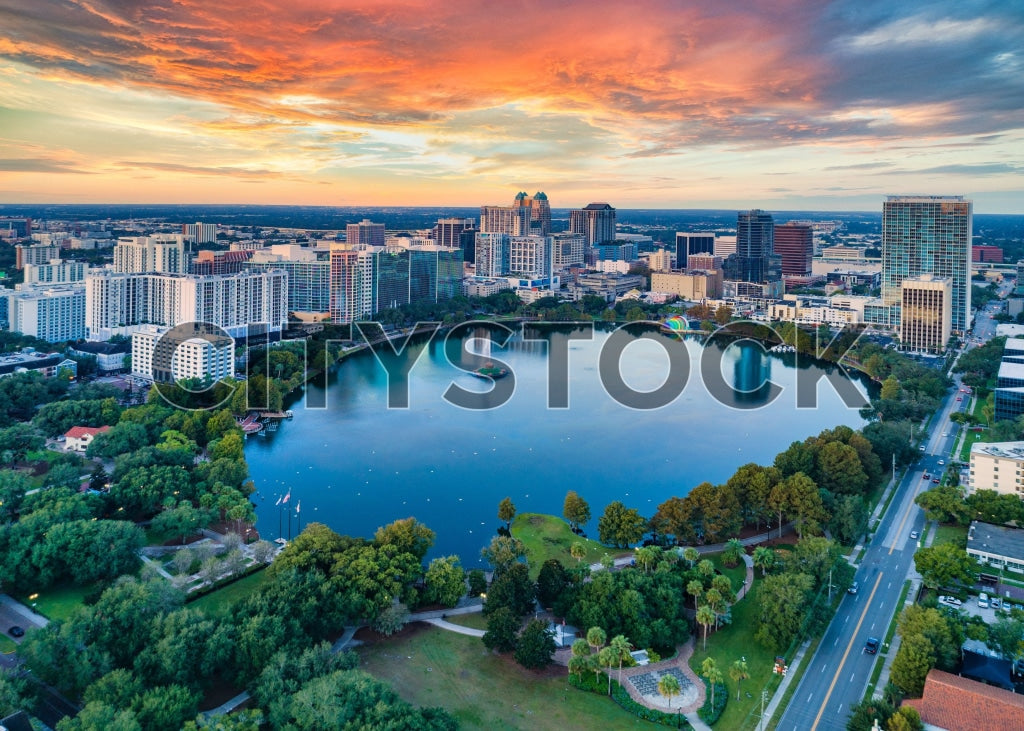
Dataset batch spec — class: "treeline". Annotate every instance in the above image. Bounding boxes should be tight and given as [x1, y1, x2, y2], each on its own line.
[13, 518, 461, 730]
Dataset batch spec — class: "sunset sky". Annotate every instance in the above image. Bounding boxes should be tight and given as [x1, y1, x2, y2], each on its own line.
[0, 1, 1021, 211]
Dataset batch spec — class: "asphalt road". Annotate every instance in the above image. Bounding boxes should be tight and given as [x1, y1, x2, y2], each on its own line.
[776, 362, 975, 729]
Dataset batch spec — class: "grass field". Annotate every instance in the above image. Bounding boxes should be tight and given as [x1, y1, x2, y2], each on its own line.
[688, 573, 773, 730]
[23, 584, 94, 622]
[933, 524, 968, 548]
[707, 553, 748, 594]
[188, 569, 270, 617]
[444, 613, 487, 630]
[357, 623, 652, 730]
[511, 513, 625, 577]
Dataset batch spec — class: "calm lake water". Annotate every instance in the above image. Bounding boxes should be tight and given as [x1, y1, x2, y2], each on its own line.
[246, 324, 872, 564]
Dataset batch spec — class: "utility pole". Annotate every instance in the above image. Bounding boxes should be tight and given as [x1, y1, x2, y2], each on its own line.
[828, 567, 834, 601]
[759, 689, 768, 731]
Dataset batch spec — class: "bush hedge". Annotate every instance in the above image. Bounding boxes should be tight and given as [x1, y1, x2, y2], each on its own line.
[569, 672, 693, 728]
[697, 679, 728, 725]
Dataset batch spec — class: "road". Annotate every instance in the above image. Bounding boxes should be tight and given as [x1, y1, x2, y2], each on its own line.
[776, 348, 979, 729]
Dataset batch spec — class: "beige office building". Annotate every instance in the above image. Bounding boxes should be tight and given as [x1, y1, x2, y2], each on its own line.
[900, 275, 952, 353]
[969, 441, 1024, 498]
[651, 270, 722, 300]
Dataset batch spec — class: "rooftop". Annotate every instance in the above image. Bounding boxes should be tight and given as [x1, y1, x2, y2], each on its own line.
[904, 669, 1024, 731]
[64, 425, 111, 439]
[967, 521, 1024, 563]
[970, 441, 1024, 461]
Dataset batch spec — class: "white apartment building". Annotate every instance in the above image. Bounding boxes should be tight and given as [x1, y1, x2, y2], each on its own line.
[132, 324, 234, 384]
[509, 236, 552, 280]
[113, 234, 188, 274]
[328, 245, 375, 323]
[85, 269, 288, 340]
[552, 232, 585, 270]
[969, 441, 1024, 498]
[183, 222, 218, 244]
[4, 285, 86, 342]
[24, 259, 88, 285]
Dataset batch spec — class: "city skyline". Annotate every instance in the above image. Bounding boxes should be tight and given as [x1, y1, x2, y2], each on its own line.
[0, 1, 1021, 211]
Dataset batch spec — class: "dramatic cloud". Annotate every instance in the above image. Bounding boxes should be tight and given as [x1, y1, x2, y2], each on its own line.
[0, 0, 1021, 209]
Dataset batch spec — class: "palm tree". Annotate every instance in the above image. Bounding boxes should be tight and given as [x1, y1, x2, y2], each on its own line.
[722, 537, 744, 567]
[705, 588, 724, 629]
[729, 659, 750, 701]
[687, 579, 704, 610]
[610, 634, 634, 686]
[569, 638, 590, 681]
[683, 546, 699, 569]
[697, 558, 715, 578]
[635, 545, 660, 573]
[696, 605, 715, 651]
[586, 626, 606, 684]
[701, 657, 723, 707]
[599, 646, 617, 695]
[711, 574, 734, 603]
[753, 546, 775, 577]
[658, 673, 681, 709]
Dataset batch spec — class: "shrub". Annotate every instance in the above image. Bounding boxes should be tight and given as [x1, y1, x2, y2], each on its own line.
[697, 679, 728, 725]
[568, 673, 693, 728]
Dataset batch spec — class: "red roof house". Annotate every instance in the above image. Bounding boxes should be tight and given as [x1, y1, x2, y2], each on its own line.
[904, 669, 1024, 731]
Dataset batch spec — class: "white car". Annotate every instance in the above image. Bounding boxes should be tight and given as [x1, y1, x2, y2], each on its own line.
[939, 595, 962, 607]
[938, 459, 945, 465]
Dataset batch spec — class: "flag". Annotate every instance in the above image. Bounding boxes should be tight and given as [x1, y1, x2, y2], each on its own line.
[296, 501, 301, 515]
[274, 495, 282, 506]
[282, 489, 291, 505]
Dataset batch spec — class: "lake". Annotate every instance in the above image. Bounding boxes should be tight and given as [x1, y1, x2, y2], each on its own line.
[245, 323, 872, 564]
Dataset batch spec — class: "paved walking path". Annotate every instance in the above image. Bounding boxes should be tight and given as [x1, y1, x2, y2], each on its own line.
[424, 617, 485, 637]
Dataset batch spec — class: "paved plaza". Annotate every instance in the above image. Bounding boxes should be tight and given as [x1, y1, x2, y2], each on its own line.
[628, 667, 699, 709]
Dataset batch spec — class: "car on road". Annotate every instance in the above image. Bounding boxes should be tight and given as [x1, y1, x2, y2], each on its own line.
[938, 459, 945, 465]
[7, 626, 23, 638]
[932, 478, 940, 483]
[923, 473, 930, 479]
[910, 530, 919, 539]
[919, 445, 926, 451]
[848, 581, 859, 595]
[938, 596, 962, 607]
[957, 397, 963, 401]
[942, 432, 948, 437]
[865, 637, 880, 654]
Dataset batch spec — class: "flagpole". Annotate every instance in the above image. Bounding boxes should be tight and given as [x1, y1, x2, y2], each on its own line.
[277, 497, 282, 540]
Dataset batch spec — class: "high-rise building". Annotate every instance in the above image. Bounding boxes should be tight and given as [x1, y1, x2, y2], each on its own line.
[24, 259, 88, 285]
[345, 219, 386, 247]
[723, 210, 781, 283]
[245, 245, 331, 315]
[113, 235, 188, 274]
[4, 285, 86, 342]
[132, 325, 234, 384]
[372, 246, 464, 312]
[900, 275, 952, 353]
[475, 233, 510, 278]
[84, 269, 287, 340]
[569, 203, 616, 246]
[881, 195, 972, 333]
[182, 222, 218, 244]
[714, 235, 737, 258]
[434, 218, 476, 248]
[480, 205, 530, 236]
[773, 222, 813, 276]
[191, 249, 253, 276]
[15, 243, 60, 269]
[329, 246, 375, 324]
[675, 233, 715, 269]
[648, 249, 672, 273]
[513, 192, 552, 235]
[509, 236, 552, 280]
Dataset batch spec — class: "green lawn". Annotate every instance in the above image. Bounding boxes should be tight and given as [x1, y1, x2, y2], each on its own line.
[689, 575, 775, 731]
[444, 612, 487, 631]
[511, 513, 625, 577]
[933, 524, 968, 548]
[706, 553, 748, 594]
[23, 584, 94, 622]
[187, 569, 270, 617]
[0, 637, 17, 654]
[357, 623, 651, 731]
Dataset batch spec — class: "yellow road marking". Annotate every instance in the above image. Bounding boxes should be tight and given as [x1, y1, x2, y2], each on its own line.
[810, 571, 884, 731]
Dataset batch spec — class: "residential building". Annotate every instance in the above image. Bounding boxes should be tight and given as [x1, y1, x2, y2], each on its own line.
[345, 219, 386, 247]
[965, 521, 1024, 575]
[84, 269, 288, 340]
[474, 232, 510, 278]
[113, 235, 188, 274]
[132, 324, 234, 384]
[552, 232, 585, 271]
[881, 195, 972, 333]
[774, 222, 813, 276]
[968, 441, 1024, 498]
[463, 278, 510, 297]
[182, 222, 218, 244]
[651, 271, 722, 300]
[569, 203, 616, 246]
[245, 245, 331, 315]
[905, 669, 1024, 730]
[4, 285, 86, 341]
[508, 236, 552, 280]
[15, 243, 60, 269]
[64, 425, 111, 452]
[972, 245, 1003, 263]
[900, 275, 952, 353]
[674, 233, 715, 269]
[480, 205, 529, 236]
[328, 246, 374, 323]
[648, 249, 672, 273]
[23, 259, 88, 285]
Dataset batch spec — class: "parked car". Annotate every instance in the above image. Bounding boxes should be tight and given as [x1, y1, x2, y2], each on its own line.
[979, 592, 990, 609]
[865, 637, 880, 654]
[938, 595, 962, 607]
[991, 597, 1002, 609]
[910, 530, 919, 539]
